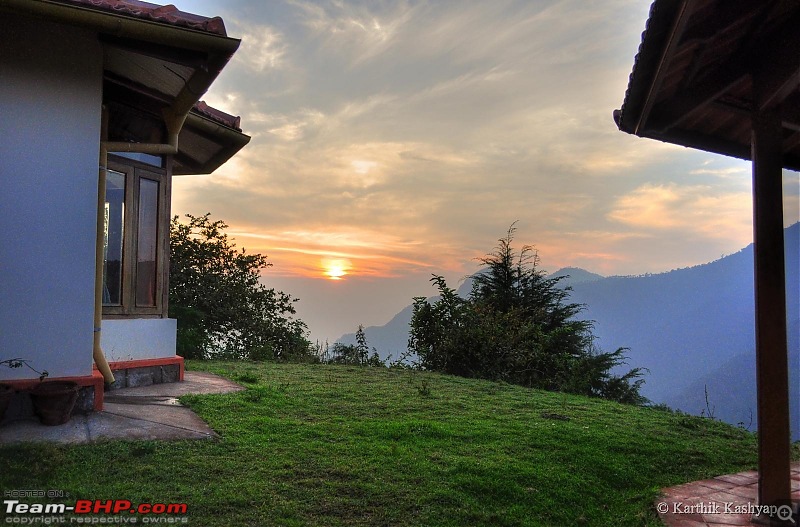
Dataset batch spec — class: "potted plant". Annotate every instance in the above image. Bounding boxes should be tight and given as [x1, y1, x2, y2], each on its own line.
[30, 380, 79, 426]
[1, 358, 49, 422]
[0, 383, 12, 422]
[0, 358, 68, 424]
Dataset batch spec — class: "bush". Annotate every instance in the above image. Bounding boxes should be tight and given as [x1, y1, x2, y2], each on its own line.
[169, 213, 315, 361]
[323, 326, 384, 366]
[408, 225, 646, 404]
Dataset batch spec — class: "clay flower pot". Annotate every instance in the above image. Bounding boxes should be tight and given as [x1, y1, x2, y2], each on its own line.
[30, 381, 79, 426]
[0, 384, 13, 421]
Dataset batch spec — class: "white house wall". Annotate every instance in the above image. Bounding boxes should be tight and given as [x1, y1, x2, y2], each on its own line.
[101, 319, 178, 362]
[0, 16, 103, 380]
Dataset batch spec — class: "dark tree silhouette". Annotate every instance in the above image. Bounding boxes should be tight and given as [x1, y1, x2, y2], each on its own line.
[409, 225, 646, 404]
[169, 213, 312, 361]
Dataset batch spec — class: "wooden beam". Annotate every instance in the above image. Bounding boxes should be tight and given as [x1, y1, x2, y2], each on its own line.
[104, 72, 173, 108]
[750, 107, 791, 512]
[99, 35, 209, 70]
[783, 131, 800, 155]
[643, 127, 752, 162]
[756, 73, 800, 116]
[753, 27, 800, 111]
[778, 92, 800, 133]
[649, 70, 749, 132]
[173, 151, 204, 169]
[674, 0, 764, 94]
[652, 9, 800, 133]
[647, 2, 763, 132]
[678, 0, 758, 44]
[634, 0, 696, 136]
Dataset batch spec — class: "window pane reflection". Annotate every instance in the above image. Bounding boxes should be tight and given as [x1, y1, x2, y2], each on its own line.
[136, 178, 159, 307]
[103, 170, 125, 306]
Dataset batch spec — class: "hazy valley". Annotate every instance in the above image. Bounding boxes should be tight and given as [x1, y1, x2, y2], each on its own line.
[339, 223, 800, 437]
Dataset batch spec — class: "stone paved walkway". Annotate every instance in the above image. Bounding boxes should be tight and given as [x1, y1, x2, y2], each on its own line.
[657, 463, 800, 526]
[0, 371, 243, 443]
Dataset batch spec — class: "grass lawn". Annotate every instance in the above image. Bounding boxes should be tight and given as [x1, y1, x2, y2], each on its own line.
[0, 361, 769, 526]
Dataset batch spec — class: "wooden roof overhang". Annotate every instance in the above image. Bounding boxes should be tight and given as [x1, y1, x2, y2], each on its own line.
[1, 0, 250, 175]
[615, 0, 800, 169]
[616, 0, 798, 518]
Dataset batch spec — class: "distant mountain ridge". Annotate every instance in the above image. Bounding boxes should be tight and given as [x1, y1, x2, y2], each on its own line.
[338, 223, 800, 437]
[337, 267, 607, 361]
[547, 267, 604, 285]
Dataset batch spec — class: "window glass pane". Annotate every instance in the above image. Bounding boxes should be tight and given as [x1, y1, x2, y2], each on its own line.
[103, 170, 125, 306]
[136, 178, 159, 307]
[111, 151, 163, 168]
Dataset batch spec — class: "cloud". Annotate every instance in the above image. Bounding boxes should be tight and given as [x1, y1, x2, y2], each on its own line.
[224, 225, 444, 279]
[689, 165, 749, 178]
[287, 0, 417, 65]
[234, 22, 288, 72]
[170, 0, 782, 340]
[607, 183, 753, 245]
[261, 108, 327, 142]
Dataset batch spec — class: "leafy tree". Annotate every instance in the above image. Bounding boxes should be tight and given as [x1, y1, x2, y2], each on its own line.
[325, 325, 384, 366]
[408, 225, 646, 404]
[169, 213, 313, 361]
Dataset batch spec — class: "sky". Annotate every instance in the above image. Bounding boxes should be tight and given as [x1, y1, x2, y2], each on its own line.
[171, 0, 800, 345]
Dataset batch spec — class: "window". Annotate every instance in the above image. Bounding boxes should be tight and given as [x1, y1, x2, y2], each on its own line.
[103, 155, 171, 317]
[136, 177, 160, 307]
[103, 170, 125, 306]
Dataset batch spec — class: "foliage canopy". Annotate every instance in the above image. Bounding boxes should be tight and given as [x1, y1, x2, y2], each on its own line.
[169, 213, 313, 361]
[323, 325, 384, 366]
[408, 225, 646, 404]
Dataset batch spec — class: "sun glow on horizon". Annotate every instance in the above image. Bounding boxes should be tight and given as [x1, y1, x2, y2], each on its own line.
[322, 258, 352, 280]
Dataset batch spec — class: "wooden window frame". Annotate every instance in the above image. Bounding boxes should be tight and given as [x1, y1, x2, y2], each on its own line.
[103, 154, 172, 319]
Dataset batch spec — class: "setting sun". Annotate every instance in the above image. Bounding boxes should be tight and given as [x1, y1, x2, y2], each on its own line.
[321, 258, 351, 280]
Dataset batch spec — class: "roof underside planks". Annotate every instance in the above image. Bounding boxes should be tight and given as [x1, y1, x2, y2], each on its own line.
[615, 0, 798, 511]
[615, 0, 800, 171]
[1, 0, 250, 175]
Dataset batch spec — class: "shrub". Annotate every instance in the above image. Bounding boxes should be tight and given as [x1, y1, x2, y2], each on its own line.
[408, 225, 646, 404]
[169, 213, 315, 361]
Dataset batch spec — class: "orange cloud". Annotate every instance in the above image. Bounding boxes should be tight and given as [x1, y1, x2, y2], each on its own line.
[607, 183, 752, 245]
[226, 227, 445, 280]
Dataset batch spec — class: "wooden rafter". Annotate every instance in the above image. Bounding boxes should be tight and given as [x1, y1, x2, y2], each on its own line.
[100, 35, 208, 69]
[634, 0, 696, 135]
[649, 9, 800, 133]
[753, 24, 800, 111]
[617, 0, 799, 513]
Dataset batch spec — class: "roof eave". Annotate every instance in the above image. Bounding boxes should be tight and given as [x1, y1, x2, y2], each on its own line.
[615, 0, 687, 136]
[173, 111, 251, 175]
[2, 0, 241, 138]
[0, 0, 241, 55]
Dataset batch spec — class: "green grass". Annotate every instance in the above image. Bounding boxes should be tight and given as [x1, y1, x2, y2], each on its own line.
[0, 361, 770, 526]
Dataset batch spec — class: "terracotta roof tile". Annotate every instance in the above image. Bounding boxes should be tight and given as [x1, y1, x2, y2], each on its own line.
[52, 0, 228, 36]
[615, 0, 670, 133]
[193, 101, 242, 131]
